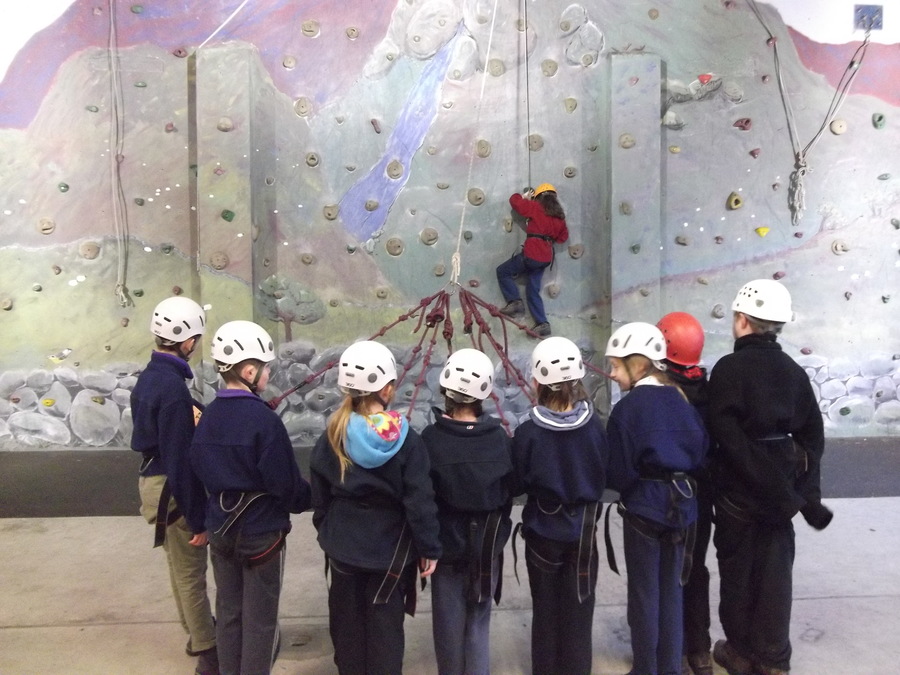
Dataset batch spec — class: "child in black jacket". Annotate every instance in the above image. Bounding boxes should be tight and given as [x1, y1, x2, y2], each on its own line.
[512, 336, 609, 675]
[421, 348, 513, 675]
[708, 280, 831, 675]
[310, 340, 441, 675]
[605, 322, 708, 675]
[191, 320, 311, 675]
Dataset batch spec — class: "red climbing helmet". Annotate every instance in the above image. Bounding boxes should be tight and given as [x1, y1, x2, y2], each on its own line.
[656, 312, 705, 367]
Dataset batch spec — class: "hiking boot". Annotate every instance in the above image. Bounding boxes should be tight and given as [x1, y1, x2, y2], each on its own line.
[532, 322, 552, 337]
[713, 640, 753, 675]
[687, 650, 714, 675]
[195, 646, 220, 675]
[499, 299, 525, 317]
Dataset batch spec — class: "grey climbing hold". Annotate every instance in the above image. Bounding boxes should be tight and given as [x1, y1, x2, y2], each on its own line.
[134, 81, 147, 88]
[467, 188, 485, 206]
[365, 200, 379, 212]
[58, 182, 69, 193]
[283, 56, 296, 70]
[323, 205, 339, 221]
[675, 235, 689, 246]
[568, 244, 584, 259]
[433, 264, 446, 277]
[564, 166, 577, 178]
[541, 60, 558, 77]
[301, 20, 320, 38]
[346, 27, 360, 39]
[829, 119, 847, 135]
[648, 8, 660, 19]
[371, 119, 381, 134]
[891, 218, 900, 229]
[38, 219, 55, 235]
[420, 228, 439, 246]
[294, 97, 312, 117]
[878, 173, 891, 181]
[546, 283, 561, 299]
[528, 135, 544, 151]
[475, 140, 491, 158]
[639, 288, 651, 297]
[872, 113, 886, 129]
[620, 202, 632, 215]
[831, 240, 849, 255]
[463, 231, 473, 242]
[436, 183, 449, 190]
[217, 117, 234, 132]
[209, 251, 229, 270]
[727, 192, 743, 210]
[79, 242, 100, 260]
[697, 277, 709, 285]
[564, 97, 578, 113]
[711, 304, 726, 319]
[385, 238, 404, 256]
[86, 105, 99, 113]
[301, 253, 315, 265]
[306, 153, 319, 167]
[619, 133, 636, 149]
[503, 217, 513, 232]
[375, 288, 389, 299]
[488, 59, 505, 76]
[630, 243, 641, 254]
[723, 82, 744, 103]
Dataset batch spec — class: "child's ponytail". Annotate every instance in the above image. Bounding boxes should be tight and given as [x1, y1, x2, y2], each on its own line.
[326, 396, 354, 482]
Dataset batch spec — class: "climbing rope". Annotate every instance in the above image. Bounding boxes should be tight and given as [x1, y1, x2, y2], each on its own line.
[107, 0, 131, 307]
[747, 0, 871, 226]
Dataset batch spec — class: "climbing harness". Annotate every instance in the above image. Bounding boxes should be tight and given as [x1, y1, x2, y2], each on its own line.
[747, 0, 872, 226]
[216, 490, 269, 536]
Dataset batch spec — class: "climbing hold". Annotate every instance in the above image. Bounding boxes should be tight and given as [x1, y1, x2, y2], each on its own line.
[436, 182, 449, 190]
[463, 231, 473, 242]
[844, 291, 852, 300]
[86, 105, 99, 113]
[164, 122, 176, 133]
[669, 145, 681, 154]
[306, 153, 319, 167]
[371, 119, 381, 134]
[564, 166, 577, 178]
[766, 37, 777, 46]
[648, 8, 659, 19]
[629, 76, 639, 86]
[675, 235, 689, 246]
[365, 200, 379, 212]
[698, 73, 712, 85]
[58, 182, 69, 192]
[749, 148, 761, 158]
[464, 279, 479, 289]
[754, 226, 770, 237]
[697, 277, 709, 285]
[209, 251, 229, 270]
[878, 173, 891, 181]
[385, 159, 404, 179]
[619, 133, 636, 149]
[794, 232, 804, 239]
[420, 228, 439, 246]
[91, 396, 106, 405]
[283, 56, 296, 70]
[131, 5, 143, 13]
[872, 113, 886, 129]
[620, 202, 632, 216]
[433, 264, 446, 277]
[726, 192, 743, 210]
[831, 240, 849, 255]
[541, 60, 558, 77]
[220, 209, 235, 222]
[882, 295, 891, 304]
[711, 304, 726, 319]
[528, 134, 544, 151]
[301, 20, 320, 38]
[564, 98, 578, 113]
[503, 217, 513, 232]
[1, 298, 12, 311]
[134, 80, 148, 88]
[52, 265, 62, 275]
[547, 283, 561, 299]
[568, 244, 584, 259]
[79, 241, 100, 259]
[32, 284, 42, 292]
[630, 244, 641, 254]
[346, 245, 357, 254]
[160, 243, 174, 254]
[488, 59, 505, 76]
[172, 286, 183, 296]
[891, 218, 900, 229]
[733, 118, 752, 131]
[762, 75, 771, 83]
[346, 27, 360, 39]
[385, 238, 404, 256]
[346, 165, 357, 172]
[375, 288, 389, 300]
[772, 183, 780, 191]
[723, 82, 744, 103]
[265, 176, 275, 186]
[42, 398, 55, 407]
[216, 117, 234, 132]
[773, 271, 786, 280]
[121, 318, 129, 327]
[829, 119, 847, 135]
[172, 47, 188, 58]
[133, 289, 144, 297]
[714, 236, 724, 244]
[639, 288, 651, 297]
[801, 347, 813, 356]
[294, 97, 312, 117]
[323, 205, 339, 221]
[475, 140, 491, 158]
[467, 188, 485, 206]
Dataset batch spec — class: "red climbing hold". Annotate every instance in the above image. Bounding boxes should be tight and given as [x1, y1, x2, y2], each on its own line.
[766, 37, 777, 46]
[698, 73, 712, 85]
[749, 148, 761, 158]
[733, 118, 752, 131]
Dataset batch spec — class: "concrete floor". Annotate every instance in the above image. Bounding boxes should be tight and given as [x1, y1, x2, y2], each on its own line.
[1, 499, 898, 675]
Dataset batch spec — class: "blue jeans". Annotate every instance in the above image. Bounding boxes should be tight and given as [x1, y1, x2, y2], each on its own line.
[496, 253, 550, 324]
[430, 561, 498, 675]
[623, 518, 685, 675]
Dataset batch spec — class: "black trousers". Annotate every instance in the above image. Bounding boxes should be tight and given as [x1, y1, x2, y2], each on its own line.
[682, 484, 713, 655]
[327, 559, 412, 675]
[524, 532, 598, 675]
[714, 506, 795, 671]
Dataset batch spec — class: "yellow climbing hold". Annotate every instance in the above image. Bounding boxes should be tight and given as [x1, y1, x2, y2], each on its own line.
[727, 192, 743, 210]
[42, 398, 56, 407]
[755, 226, 770, 237]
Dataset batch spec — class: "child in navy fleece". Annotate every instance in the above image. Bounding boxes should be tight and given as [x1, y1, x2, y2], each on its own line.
[421, 348, 513, 675]
[191, 321, 310, 675]
[310, 340, 441, 675]
[511, 336, 608, 675]
[605, 322, 707, 675]
[130, 295, 218, 675]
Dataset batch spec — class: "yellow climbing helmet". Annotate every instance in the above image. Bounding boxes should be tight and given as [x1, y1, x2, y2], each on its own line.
[532, 183, 556, 197]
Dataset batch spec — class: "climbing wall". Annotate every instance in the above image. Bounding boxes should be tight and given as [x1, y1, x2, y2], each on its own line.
[0, 0, 898, 446]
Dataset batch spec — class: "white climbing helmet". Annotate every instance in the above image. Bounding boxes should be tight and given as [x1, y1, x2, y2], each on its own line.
[440, 348, 494, 401]
[338, 340, 397, 394]
[731, 279, 793, 322]
[211, 320, 276, 367]
[531, 336, 585, 385]
[606, 322, 667, 367]
[150, 296, 206, 342]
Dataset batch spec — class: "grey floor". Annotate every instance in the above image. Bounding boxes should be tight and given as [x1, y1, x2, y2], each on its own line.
[1, 499, 898, 675]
